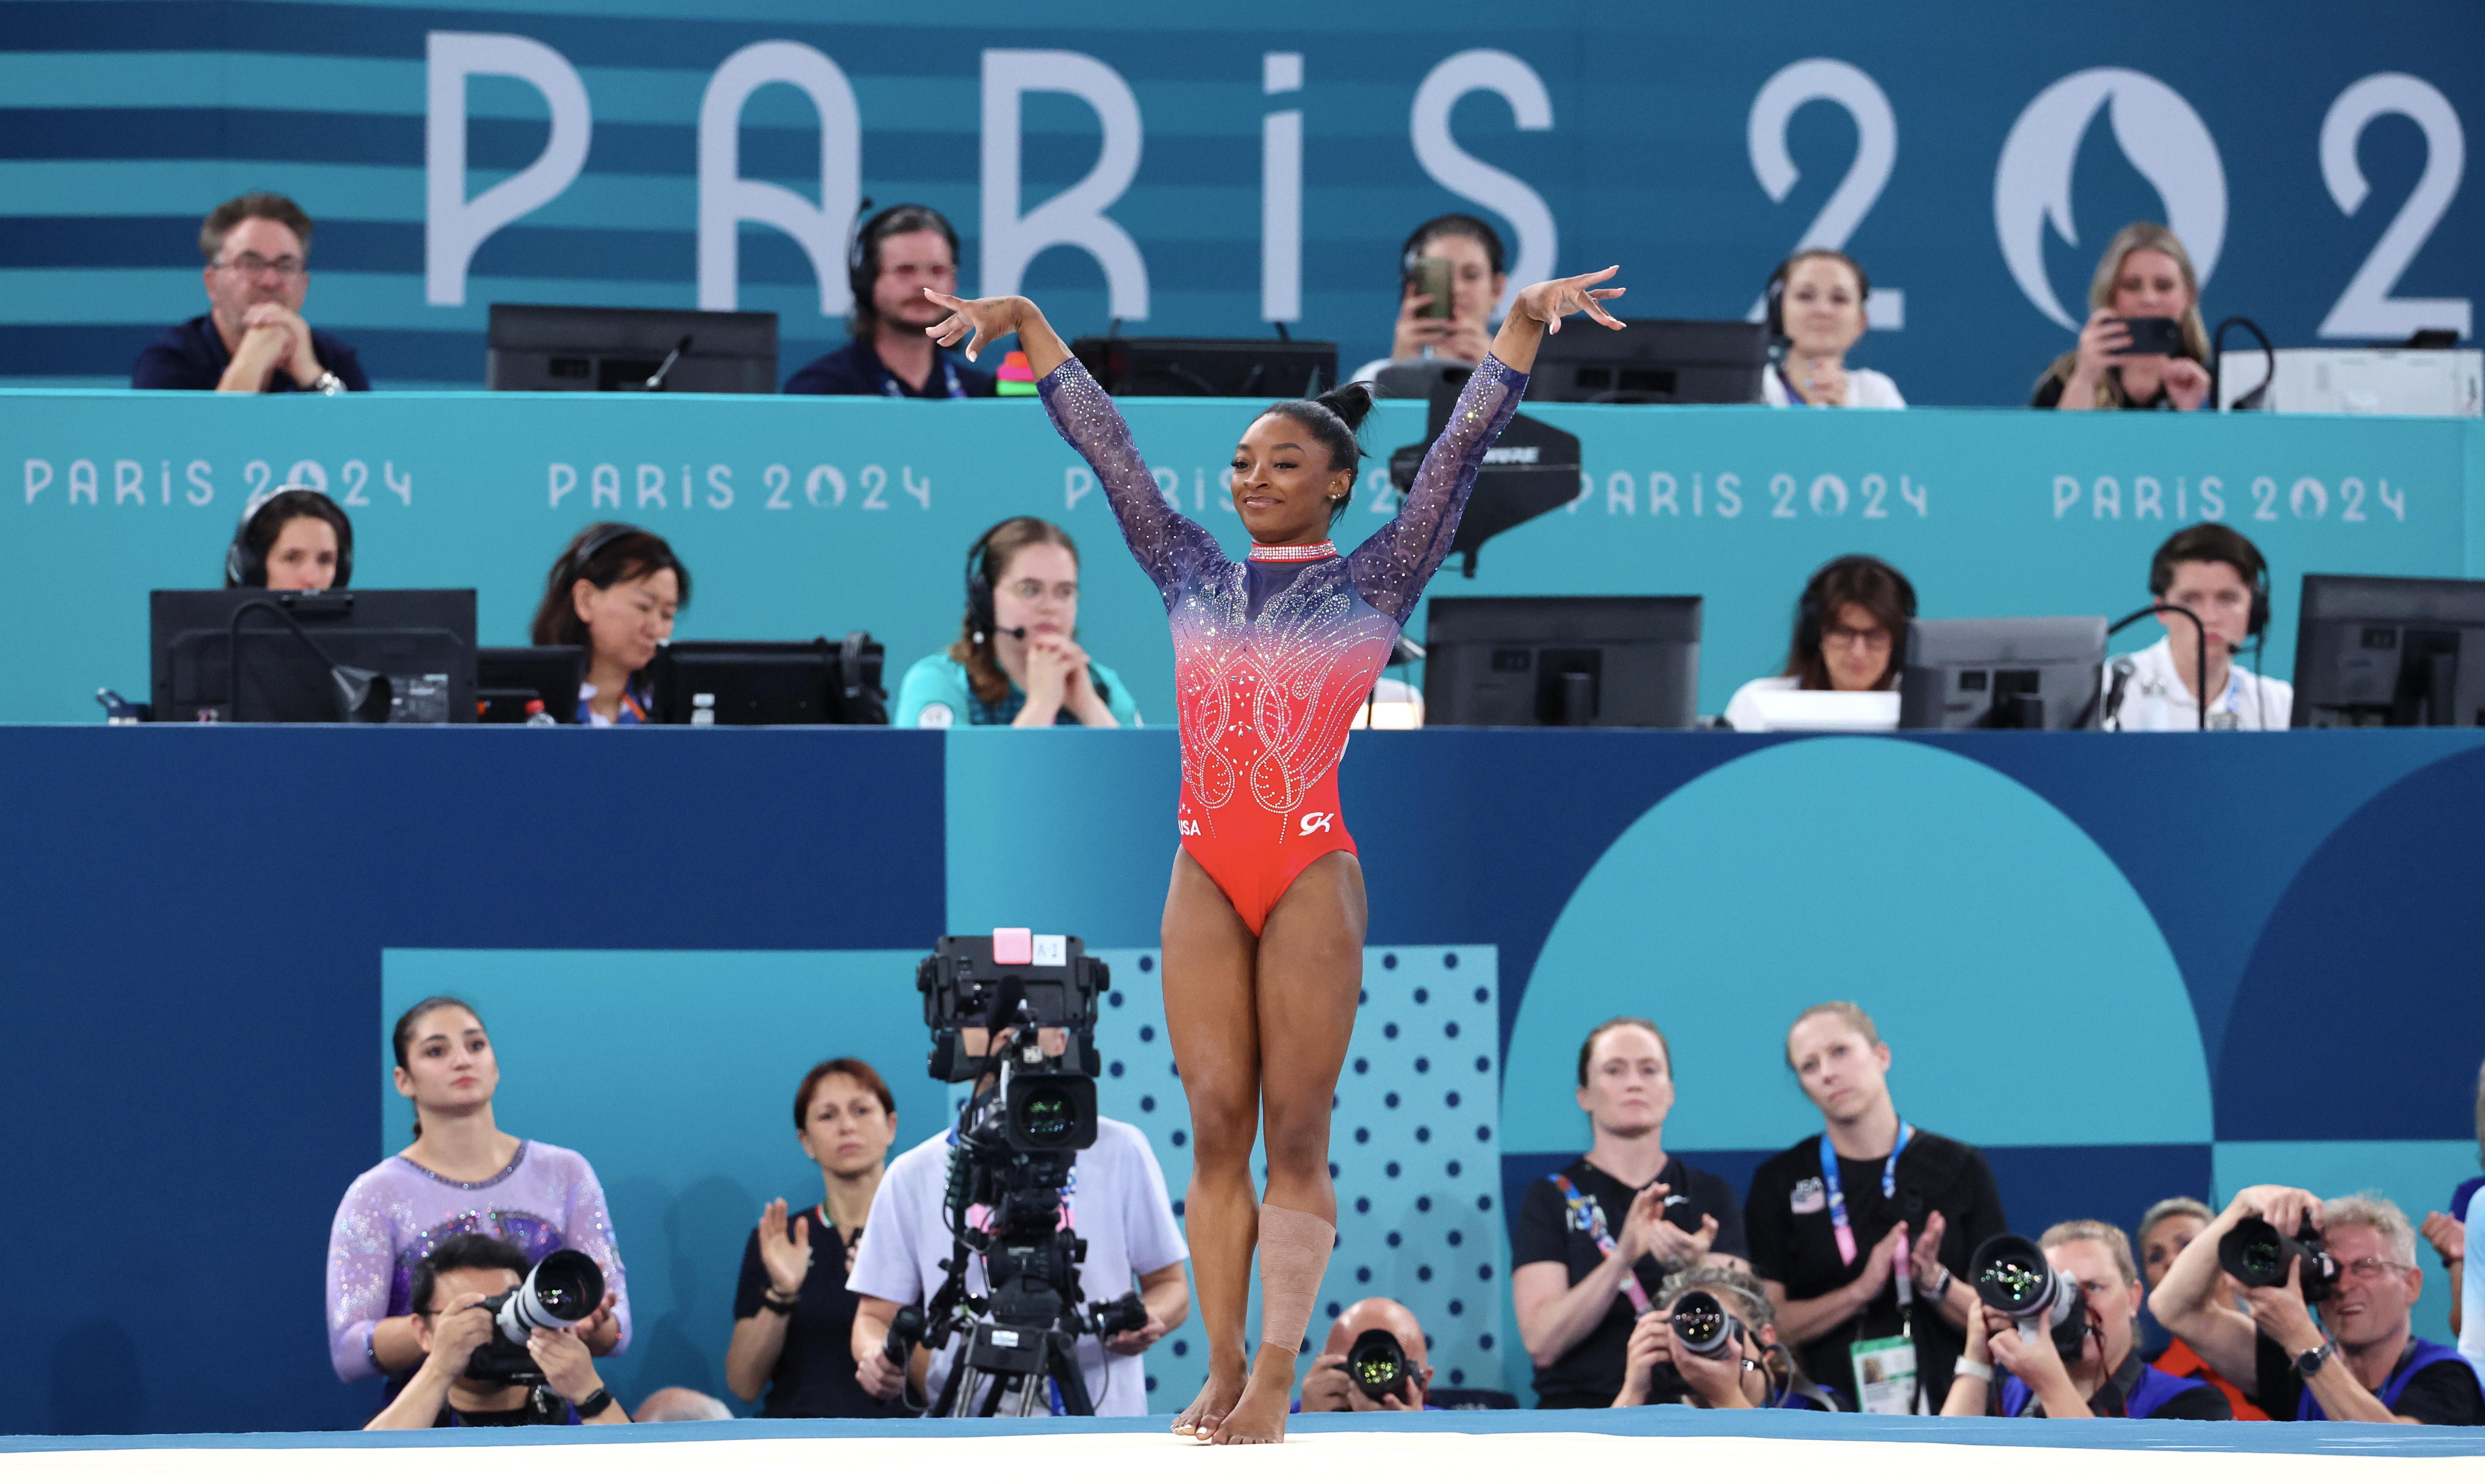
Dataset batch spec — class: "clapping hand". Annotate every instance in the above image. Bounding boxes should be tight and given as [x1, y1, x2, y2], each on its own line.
[756, 1197, 813, 1299]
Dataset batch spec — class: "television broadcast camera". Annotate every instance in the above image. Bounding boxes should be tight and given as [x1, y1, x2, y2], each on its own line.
[464, 1248, 606, 1384]
[883, 931, 1147, 1417]
[1970, 1233, 2086, 1360]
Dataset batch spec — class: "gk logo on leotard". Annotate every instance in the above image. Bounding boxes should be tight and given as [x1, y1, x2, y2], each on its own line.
[1298, 812, 1334, 836]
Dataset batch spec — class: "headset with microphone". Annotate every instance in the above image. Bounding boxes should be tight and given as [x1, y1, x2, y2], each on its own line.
[847, 201, 960, 323]
[1794, 553, 1915, 674]
[1763, 249, 1872, 363]
[964, 522, 1115, 711]
[225, 486, 354, 589]
[558, 522, 656, 595]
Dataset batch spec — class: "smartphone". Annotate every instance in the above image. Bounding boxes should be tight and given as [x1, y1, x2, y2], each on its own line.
[1409, 256, 1454, 320]
[2117, 316, 2183, 357]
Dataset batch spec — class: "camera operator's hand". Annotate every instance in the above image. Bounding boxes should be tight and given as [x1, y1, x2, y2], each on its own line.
[855, 1338, 906, 1400]
[421, 1294, 498, 1380]
[1102, 1308, 1168, 1356]
[1613, 1307, 1675, 1407]
[1984, 1302, 2091, 1417]
[576, 1287, 623, 1356]
[757, 1197, 813, 1300]
[2228, 1184, 2324, 1237]
[1674, 1332, 1757, 1410]
[1299, 1354, 1418, 1411]
[2237, 1253, 2326, 1354]
[529, 1326, 606, 1407]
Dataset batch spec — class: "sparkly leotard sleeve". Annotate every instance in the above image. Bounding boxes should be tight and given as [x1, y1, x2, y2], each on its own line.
[1041, 355, 1528, 932]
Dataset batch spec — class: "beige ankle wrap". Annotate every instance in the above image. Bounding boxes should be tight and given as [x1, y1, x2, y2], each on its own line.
[1255, 1205, 1335, 1355]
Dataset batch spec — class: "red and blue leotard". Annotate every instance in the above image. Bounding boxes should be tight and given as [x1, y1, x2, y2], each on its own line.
[1039, 354, 1529, 933]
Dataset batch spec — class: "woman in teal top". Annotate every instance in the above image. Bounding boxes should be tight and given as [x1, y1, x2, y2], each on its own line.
[896, 516, 1142, 728]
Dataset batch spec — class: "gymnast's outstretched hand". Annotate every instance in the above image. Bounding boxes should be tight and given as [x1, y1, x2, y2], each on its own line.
[922, 290, 1071, 377]
[1491, 265, 1628, 372]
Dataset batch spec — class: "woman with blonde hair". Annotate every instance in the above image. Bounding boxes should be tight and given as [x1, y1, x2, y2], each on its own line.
[2032, 223, 2212, 411]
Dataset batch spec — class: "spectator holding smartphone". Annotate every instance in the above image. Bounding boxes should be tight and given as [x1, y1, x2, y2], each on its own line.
[1347, 214, 1508, 384]
[2032, 222, 2211, 410]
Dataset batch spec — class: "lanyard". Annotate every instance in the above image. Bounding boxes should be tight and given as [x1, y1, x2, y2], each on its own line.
[1819, 1121, 1912, 1268]
[880, 358, 966, 399]
[1549, 1172, 1655, 1315]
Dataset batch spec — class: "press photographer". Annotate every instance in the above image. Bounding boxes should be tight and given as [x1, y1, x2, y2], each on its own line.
[850, 933, 1188, 1416]
[1613, 1266, 1842, 1411]
[1299, 1298, 1435, 1413]
[2149, 1186, 2485, 1425]
[1941, 1222, 2230, 1419]
[364, 1235, 630, 1429]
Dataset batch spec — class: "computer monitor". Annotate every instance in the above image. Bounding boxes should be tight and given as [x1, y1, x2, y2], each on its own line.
[1068, 337, 1337, 397]
[1898, 617, 2106, 730]
[486, 304, 777, 392]
[477, 646, 586, 724]
[1421, 596, 1700, 727]
[2292, 573, 2485, 727]
[644, 636, 887, 725]
[150, 589, 477, 723]
[1526, 319, 1769, 404]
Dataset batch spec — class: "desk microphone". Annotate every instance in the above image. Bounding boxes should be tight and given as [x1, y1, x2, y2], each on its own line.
[2103, 656, 2136, 727]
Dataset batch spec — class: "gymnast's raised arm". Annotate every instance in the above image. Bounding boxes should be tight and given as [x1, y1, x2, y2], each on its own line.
[921, 290, 1215, 603]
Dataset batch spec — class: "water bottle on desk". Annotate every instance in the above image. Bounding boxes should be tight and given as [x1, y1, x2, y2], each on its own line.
[525, 699, 558, 727]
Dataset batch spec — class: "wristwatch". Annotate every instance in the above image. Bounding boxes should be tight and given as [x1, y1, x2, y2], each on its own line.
[760, 1289, 798, 1315]
[575, 1387, 618, 1419]
[1929, 1267, 1954, 1303]
[2293, 1339, 2336, 1380]
[311, 371, 344, 395]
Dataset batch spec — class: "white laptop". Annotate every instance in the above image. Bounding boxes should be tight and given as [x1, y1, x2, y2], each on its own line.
[1744, 688, 1901, 733]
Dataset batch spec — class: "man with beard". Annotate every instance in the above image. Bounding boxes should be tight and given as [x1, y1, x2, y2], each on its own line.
[134, 193, 368, 393]
[785, 204, 994, 398]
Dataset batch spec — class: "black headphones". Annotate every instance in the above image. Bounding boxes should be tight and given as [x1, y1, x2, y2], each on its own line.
[1795, 554, 1917, 655]
[965, 520, 1005, 645]
[847, 201, 958, 320]
[2150, 526, 2271, 637]
[225, 486, 353, 588]
[1764, 250, 1871, 342]
[1398, 213, 1506, 281]
[560, 522, 653, 593]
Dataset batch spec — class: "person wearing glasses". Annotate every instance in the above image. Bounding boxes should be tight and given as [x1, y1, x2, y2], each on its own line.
[133, 192, 368, 394]
[2150, 1186, 2485, 1424]
[1722, 556, 1916, 731]
[895, 517, 1141, 728]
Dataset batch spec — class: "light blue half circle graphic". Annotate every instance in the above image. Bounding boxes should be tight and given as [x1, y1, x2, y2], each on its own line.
[1504, 738, 2209, 1155]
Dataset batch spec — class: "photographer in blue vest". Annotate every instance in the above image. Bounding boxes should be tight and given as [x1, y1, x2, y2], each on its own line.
[2151, 1186, 2485, 1424]
[1941, 1220, 2229, 1419]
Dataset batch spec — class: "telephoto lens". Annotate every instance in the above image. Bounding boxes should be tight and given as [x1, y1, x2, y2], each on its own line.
[2217, 1217, 2338, 1303]
[1970, 1233, 2084, 1360]
[1668, 1289, 1742, 1357]
[466, 1248, 607, 1382]
[1345, 1328, 1411, 1401]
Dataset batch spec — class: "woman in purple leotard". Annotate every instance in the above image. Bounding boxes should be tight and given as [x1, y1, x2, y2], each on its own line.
[923, 267, 1627, 1443]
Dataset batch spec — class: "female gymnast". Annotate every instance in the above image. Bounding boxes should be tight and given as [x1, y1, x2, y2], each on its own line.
[923, 265, 1626, 1442]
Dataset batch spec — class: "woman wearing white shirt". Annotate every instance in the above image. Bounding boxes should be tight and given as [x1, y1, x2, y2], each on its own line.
[1724, 555, 1916, 730]
[1760, 251, 1904, 409]
[2103, 524, 2291, 731]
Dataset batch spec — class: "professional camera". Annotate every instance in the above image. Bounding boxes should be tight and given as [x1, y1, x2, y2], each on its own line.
[2218, 1217, 2338, 1303]
[1971, 1233, 2085, 1361]
[891, 931, 1142, 1417]
[465, 1248, 606, 1384]
[1345, 1328, 1415, 1402]
[1642, 1287, 1744, 1398]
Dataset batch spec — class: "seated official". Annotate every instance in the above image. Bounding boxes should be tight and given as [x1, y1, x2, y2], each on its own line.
[328, 997, 628, 1387]
[785, 205, 994, 398]
[1513, 1017, 1749, 1409]
[2151, 1186, 2485, 1424]
[527, 524, 690, 726]
[896, 517, 1140, 728]
[849, 1036, 1190, 1416]
[1723, 555, 1915, 732]
[364, 1234, 630, 1429]
[225, 486, 353, 592]
[1943, 1220, 2230, 1420]
[2141, 1196, 2267, 1417]
[1746, 1001, 2006, 1413]
[2104, 523, 2291, 731]
[1760, 250, 1903, 408]
[1298, 1298, 1436, 1413]
[2032, 222, 2210, 410]
[133, 192, 368, 394]
[725, 1058, 903, 1417]
[633, 1387, 732, 1422]
[1346, 213, 1508, 385]
[1615, 1266, 1843, 1411]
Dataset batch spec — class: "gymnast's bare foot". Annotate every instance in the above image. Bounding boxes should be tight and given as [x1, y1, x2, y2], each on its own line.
[1207, 1347, 1297, 1445]
[1173, 1362, 1246, 1437]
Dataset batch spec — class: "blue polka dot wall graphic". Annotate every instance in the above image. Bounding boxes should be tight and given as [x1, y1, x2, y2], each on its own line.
[1090, 946, 1503, 1413]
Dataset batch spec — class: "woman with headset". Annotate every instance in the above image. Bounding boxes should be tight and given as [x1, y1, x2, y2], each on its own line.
[225, 485, 354, 591]
[894, 516, 1140, 728]
[1761, 250, 1904, 409]
[1723, 555, 1916, 730]
[527, 523, 692, 725]
[2104, 523, 2291, 731]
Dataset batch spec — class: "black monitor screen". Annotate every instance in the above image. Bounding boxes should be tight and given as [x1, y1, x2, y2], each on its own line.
[1422, 595, 1700, 728]
[1526, 319, 1769, 404]
[645, 638, 886, 725]
[1898, 617, 2106, 730]
[2293, 573, 2485, 727]
[477, 645, 586, 724]
[1068, 337, 1337, 397]
[487, 304, 777, 392]
[150, 589, 477, 724]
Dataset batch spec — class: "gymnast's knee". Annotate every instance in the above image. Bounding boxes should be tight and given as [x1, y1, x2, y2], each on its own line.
[1184, 1085, 1261, 1171]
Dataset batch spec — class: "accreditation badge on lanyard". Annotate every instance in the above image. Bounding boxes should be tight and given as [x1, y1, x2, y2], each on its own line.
[880, 359, 968, 399]
[1824, 1122, 1922, 1414]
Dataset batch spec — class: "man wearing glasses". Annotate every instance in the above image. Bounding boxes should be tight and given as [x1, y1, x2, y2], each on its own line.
[2151, 1186, 2485, 1424]
[133, 192, 369, 393]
